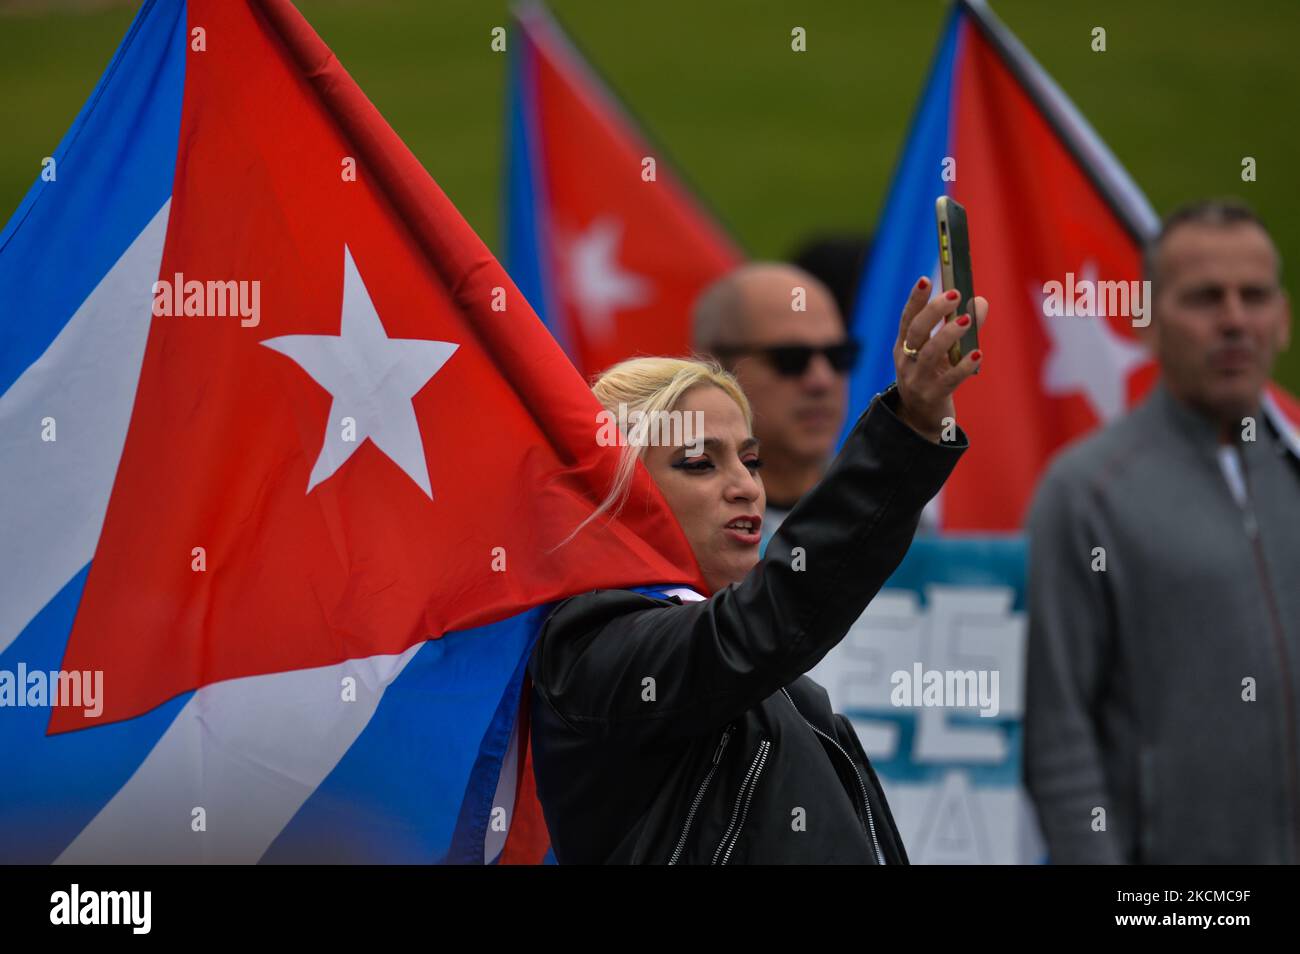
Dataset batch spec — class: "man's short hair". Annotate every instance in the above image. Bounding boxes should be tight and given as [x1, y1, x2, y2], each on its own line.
[1144, 198, 1280, 293]
[691, 272, 743, 352]
[691, 262, 837, 354]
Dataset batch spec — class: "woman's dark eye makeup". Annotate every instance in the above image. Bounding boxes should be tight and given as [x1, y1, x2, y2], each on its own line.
[671, 455, 764, 473]
[671, 457, 712, 472]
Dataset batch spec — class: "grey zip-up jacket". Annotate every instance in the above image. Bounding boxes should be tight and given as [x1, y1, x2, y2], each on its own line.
[1025, 380, 1300, 863]
[528, 384, 967, 864]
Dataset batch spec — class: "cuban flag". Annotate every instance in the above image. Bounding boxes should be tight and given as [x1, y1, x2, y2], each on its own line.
[506, 1, 744, 380]
[844, 0, 1300, 530]
[0, 0, 704, 864]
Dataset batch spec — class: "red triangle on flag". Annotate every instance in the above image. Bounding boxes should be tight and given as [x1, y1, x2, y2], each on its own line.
[52, 0, 705, 734]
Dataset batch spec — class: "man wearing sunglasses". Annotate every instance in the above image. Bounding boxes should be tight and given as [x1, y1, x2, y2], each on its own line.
[693, 262, 861, 550]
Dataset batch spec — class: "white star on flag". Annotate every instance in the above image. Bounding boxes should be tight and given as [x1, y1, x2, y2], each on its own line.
[262, 245, 458, 498]
[1032, 262, 1148, 422]
[565, 216, 651, 342]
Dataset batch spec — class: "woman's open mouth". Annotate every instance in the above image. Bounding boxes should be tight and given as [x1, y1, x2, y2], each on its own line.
[723, 515, 763, 546]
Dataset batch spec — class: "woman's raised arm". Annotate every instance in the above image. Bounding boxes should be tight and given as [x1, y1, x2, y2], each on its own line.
[530, 279, 987, 744]
[532, 390, 966, 743]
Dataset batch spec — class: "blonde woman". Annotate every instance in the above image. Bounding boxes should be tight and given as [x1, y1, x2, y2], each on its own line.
[529, 278, 986, 863]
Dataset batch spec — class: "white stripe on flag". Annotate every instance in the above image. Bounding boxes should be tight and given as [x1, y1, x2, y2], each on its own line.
[0, 200, 169, 656]
[659, 586, 706, 602]
[1263, 390, 1300, 460]
[56, 643, 422, 864]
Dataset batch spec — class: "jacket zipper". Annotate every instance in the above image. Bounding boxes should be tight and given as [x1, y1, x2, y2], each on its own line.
[782, 687, 886, 864]
[1241, 496, 1300, 861]
[712, 740, 772, 865]
[668, 724, 733, 865]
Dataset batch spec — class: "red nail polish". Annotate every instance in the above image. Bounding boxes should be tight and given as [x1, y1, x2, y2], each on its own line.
[918, 276, 929, 289]
[946, 290, 959, 301]
[956, 314, 971, 327]
[971, 350, 983, 361]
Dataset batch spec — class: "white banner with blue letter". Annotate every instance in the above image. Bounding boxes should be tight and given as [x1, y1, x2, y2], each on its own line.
[807, 536, 1044, 863]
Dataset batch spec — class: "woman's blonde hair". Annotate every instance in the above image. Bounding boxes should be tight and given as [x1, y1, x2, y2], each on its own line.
[558, 356, 753, 547]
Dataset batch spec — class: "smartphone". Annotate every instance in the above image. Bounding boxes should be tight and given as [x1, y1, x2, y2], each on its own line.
[935, 196, 980, 370]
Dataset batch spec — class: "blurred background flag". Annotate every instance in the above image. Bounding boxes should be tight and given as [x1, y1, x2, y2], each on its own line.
[842, 0, 1300, 530]
[818, 0, 1141, 860]
[0, 0, 704, 864]
[506, 0, 744, 380]
[814, 0, 1300, 865]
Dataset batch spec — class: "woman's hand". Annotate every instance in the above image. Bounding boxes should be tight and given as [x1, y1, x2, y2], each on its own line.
[893, 277, 988, 442]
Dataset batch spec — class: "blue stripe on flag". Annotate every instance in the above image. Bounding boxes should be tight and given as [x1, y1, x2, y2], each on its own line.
[452, 608, 544, 865]
[0, 565, 192, 863]
[504, 29, 567, 356]
[840, 6, 964, 446]
[261, 608, 543, 864]
[0, 0, 186, 397]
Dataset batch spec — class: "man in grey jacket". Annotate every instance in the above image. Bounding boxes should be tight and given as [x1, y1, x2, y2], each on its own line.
[1025, 199, 1297, 863]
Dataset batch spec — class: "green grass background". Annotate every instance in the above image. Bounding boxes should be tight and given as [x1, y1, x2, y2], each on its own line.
[2, 0, 1297, 388]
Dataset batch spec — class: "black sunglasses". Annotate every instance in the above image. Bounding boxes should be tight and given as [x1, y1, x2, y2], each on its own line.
[711, 340, 862, 377]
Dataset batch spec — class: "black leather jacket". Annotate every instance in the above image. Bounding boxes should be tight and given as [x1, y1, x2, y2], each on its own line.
[528, 385, 968, 863]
